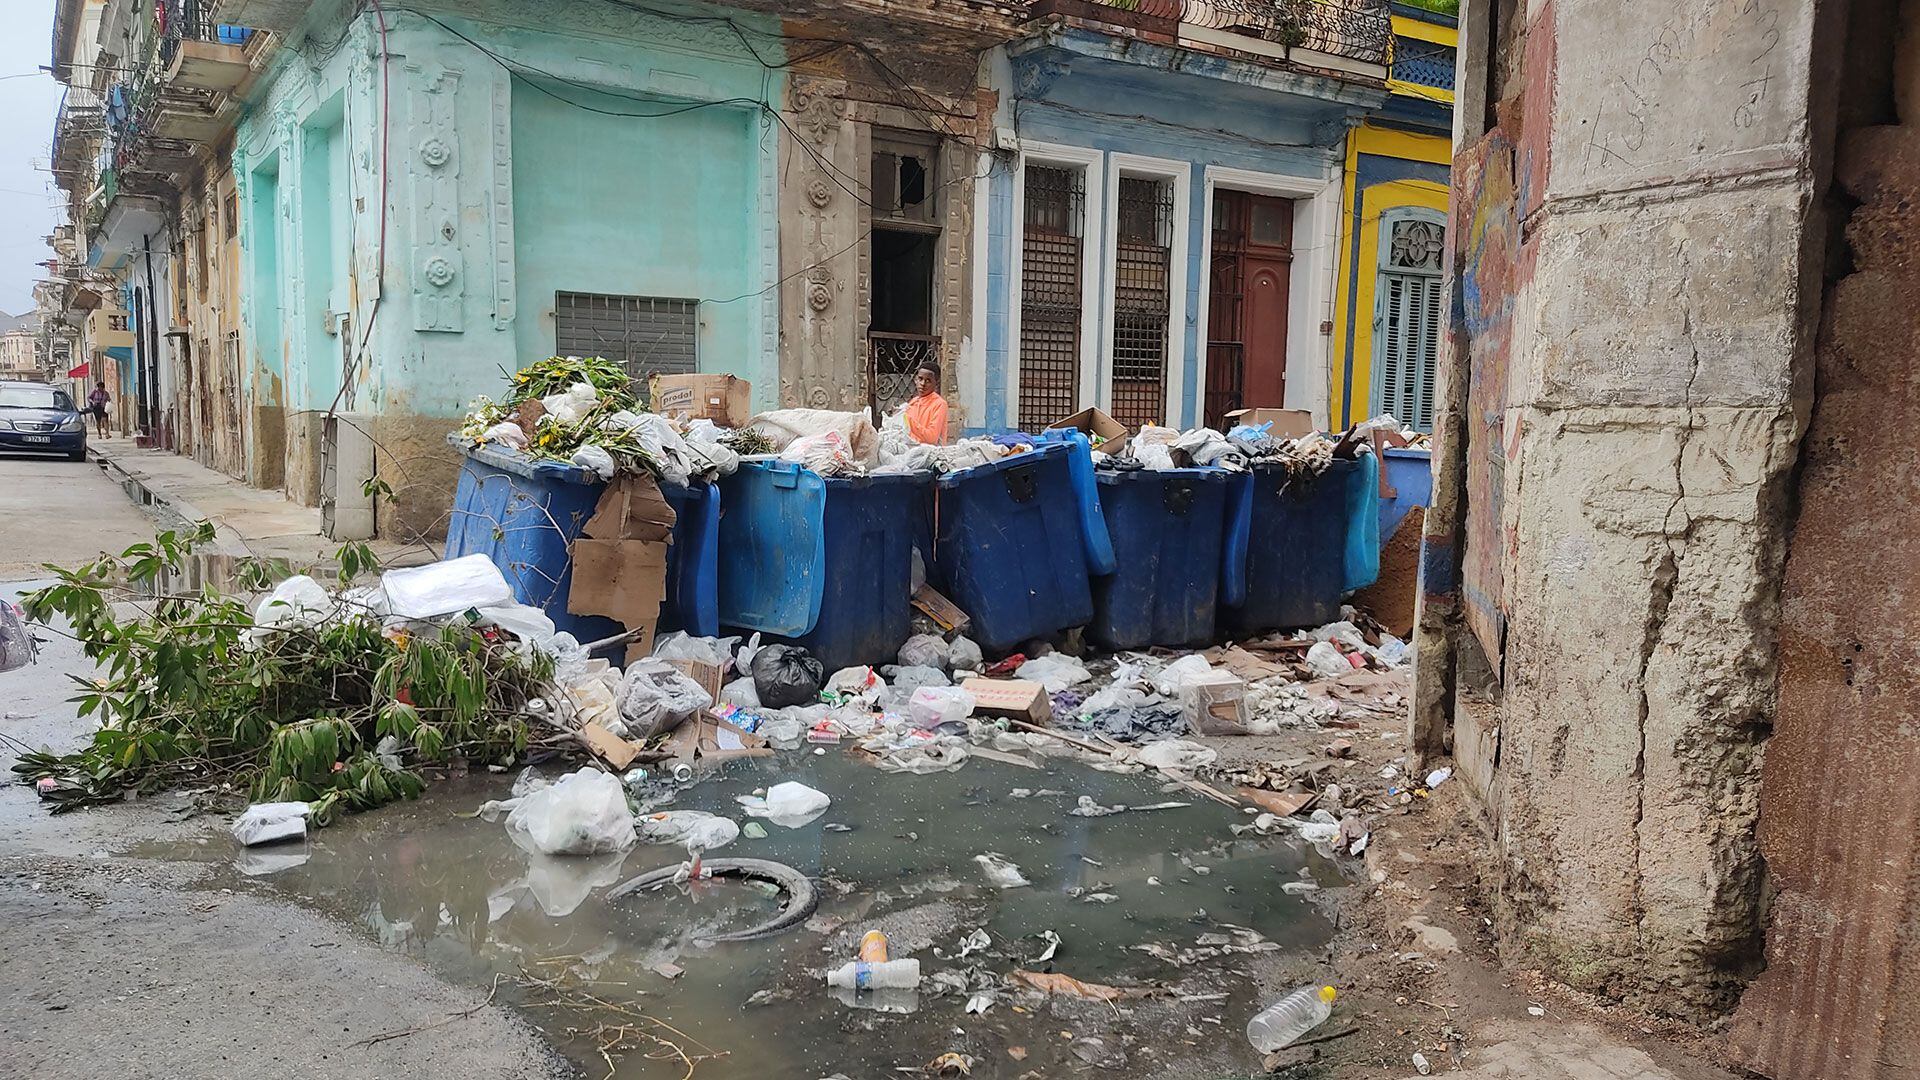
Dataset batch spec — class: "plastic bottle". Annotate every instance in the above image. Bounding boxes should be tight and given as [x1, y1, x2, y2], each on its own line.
[825, 959, 921, 991]
[859, 930, 890, 963]
[1245, 985, 1337, 1052]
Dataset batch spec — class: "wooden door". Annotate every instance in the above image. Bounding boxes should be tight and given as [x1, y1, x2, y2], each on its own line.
[1242, 253, 1290, 407]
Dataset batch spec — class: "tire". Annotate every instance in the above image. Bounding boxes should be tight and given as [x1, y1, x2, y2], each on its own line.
[68, 447, 87, 462]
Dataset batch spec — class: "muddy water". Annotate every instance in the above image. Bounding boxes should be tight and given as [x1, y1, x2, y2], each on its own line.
[164, 751, 1342, 1078]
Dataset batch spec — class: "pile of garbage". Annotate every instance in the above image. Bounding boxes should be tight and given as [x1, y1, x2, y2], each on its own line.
[458, 355, 742, 484]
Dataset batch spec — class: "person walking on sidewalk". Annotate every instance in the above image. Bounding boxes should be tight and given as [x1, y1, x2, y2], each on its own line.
[87, 381, 110, 437]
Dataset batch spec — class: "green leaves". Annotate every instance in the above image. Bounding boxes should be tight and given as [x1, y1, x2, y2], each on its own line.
[18, 528, 546, 833]
[334, 541, 379, 588]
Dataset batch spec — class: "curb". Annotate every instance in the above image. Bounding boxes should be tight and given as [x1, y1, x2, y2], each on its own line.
[89, 446, 255, 560]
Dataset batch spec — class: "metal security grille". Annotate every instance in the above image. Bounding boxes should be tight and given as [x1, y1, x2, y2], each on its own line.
[1204, 190, 1249, 429]
[1111, 176, 1174, 429]
[554, 292, 697, 384]
[1018, 164, 1085, 430]
[1391, 35, 1456, 91]
[869, 333, 941, 420]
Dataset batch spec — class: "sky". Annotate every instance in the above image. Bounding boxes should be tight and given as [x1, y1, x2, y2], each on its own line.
[0, 1, 65, 317]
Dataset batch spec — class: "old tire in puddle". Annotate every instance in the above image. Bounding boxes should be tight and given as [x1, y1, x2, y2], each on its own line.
[607, 858, 818, 943]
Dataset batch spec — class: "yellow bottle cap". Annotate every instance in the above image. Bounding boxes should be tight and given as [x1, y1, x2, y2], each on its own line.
[1318, 985, 1338, 1003]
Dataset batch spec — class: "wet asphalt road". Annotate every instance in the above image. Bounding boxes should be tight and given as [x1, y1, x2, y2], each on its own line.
[0, 452, 573, 1079]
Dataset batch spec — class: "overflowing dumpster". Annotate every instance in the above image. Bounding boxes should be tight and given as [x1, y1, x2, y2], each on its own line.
[1087, 467, 1233, 651]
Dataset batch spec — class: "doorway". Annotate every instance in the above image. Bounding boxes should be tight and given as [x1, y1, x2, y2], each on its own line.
[1204, 190, 1292, 429]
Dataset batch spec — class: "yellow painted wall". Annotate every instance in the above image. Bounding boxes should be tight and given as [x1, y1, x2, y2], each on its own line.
[1330, 124, 1451, 427]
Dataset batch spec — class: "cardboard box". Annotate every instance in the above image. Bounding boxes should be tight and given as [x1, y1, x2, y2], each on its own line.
[1046, 406, 1130, 458]
[651, 373, 752, 428]
[667, 657, 726, 706]
[569, 473, 677, 659]
[1182, 671, 1249, 735]
[1224, 407, 1315, 439]
[961, 677, 1051, 724]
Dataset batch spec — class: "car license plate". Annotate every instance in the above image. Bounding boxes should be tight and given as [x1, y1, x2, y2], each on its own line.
[22, 435, 50, 444]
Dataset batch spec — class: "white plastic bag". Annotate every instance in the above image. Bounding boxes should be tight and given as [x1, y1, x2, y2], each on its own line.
[1135, 739, 1218, 772]
[1016, 653, 1092, 693]
[897, 633, 952, 672]
[253, 575, 334, 632]
[478, 602, 557, 648]
[618, 659, 713, 739]
[637, 809, 741, 851]
[652, 632, 739, 669]
[779, 430, 859, 476]
[975, 852, 1031, 889]
[948, 635, 984, 673]
[736, 781, 831, 828]
[629, 413, 696, 486]
[382, 555, 513, 620]
[481, 421, 528, 449]
[570, 444, 616, 479]
[1151, 654, 1214, 697]
[747, 408, 879, 465]
[231, 801, 311, 846]
[505, 768, 636, 855]
[908, 685, 976, 728]
[1305, 641, 1351, 679]
[540, 382, 600, 425]
[720, 676, 761, 709]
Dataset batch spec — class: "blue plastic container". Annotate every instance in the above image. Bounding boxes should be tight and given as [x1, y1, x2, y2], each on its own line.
[1379, 447, 1433, 543]
[444, 439, 718, 642]
[1343, 451, 1381, 592]
[716, 460, 932, 672]
[1222, 457, 1359, 633]
[932, 442, 1093, 655]
[1088, 467, 1231, 650]
[1032, 428, 1117, 576]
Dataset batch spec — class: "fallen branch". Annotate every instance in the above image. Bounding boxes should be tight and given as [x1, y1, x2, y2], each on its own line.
[350, 973, 504, 1047]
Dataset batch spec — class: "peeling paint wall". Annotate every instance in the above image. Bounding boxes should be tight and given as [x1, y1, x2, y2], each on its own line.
[1429, 0, 1839, 1016]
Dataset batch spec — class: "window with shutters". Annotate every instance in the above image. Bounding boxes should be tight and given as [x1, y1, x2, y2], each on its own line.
[554, 292, 697, 384]
[1369, 209, 1445, 433]
[1018, 164, 1085, 430]
[1111, 175, 1174, 429]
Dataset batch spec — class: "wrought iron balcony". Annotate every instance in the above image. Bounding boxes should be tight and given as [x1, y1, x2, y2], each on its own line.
[1027, 0, 1392, 67]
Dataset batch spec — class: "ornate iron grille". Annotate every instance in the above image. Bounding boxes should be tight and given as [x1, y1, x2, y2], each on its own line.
[1204, 190, 1248, 429]
[1390, 34, 1455, 91]
[1111, 176, 1174, 429]
[1018, 164, 1085, 431]
[1177, 0, 1391, 65]
[869, 332, 942, 420]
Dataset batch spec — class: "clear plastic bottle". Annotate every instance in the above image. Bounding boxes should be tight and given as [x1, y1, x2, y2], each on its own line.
[1246, 985, 1337, 1052]
[825, 958, 921, 990]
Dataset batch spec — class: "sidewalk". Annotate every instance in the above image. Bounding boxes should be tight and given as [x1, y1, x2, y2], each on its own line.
[89, 438, 430, 568]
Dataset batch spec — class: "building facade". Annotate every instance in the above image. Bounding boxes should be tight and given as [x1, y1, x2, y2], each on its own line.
[0, 313, 41, 380]
[1328, 2, 1454, 431]
[47, 0, 1441, 535]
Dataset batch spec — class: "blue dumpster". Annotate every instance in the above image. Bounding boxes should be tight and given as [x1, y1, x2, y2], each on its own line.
[1031, 428, 1117, 576]
[933, 442, 1093, 655]
[444, 438, 718, 642]
[1379, 447, 1433, 542]
[716, 460, 931, 672]
[1088, 467, 1232, 650]
[1221, 456, 1360, 633]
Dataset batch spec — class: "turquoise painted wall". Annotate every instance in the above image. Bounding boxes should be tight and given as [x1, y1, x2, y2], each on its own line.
[509, 77, 762, 385]
[234, 0, 781, 427]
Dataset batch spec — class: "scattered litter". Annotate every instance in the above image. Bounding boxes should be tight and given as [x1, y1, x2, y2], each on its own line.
[505, 768, 636, 856]
[1082, 892, 1118, 904]
[1032, 930, 1062, 962]
[1527, 1004, 1546, 1017]
[736, 781, 832, 828]
[974, 852, 1031, 889]
[1014, 653, 1092, 692]
[742, 821, 767, 839]
[965, 993, 995, 1015]
[751, 644, 825, 709]
[926, 1052, 974, 1077]
[231, 801, 310, 846]
[1134, 740, 1218, 771]
[381, 554, 513, 619]
[651, 961, 685, 980]
[1413, 1051, 1433, 1075]
[1425, 766, 1453, 789]
[957, 928, 992, 958]
[1010, 970, 1151, 1001]
[1070, 796, 1124, 817]
[1247, 984, 1338, 1052]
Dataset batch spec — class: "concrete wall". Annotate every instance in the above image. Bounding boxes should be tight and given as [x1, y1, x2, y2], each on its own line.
[1425, 0, 1837, 1016]
[978, 29, 1385, 431]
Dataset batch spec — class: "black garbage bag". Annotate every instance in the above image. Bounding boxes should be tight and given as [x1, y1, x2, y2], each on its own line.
[751, 644, 826, 709]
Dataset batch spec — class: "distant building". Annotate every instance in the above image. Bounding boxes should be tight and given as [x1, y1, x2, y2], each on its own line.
[0, 311, 44, 380]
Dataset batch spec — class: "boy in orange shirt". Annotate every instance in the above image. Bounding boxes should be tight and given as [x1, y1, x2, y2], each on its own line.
[902, 360, 950, 446]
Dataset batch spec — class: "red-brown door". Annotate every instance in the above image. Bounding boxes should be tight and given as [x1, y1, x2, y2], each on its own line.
[1242, 254, 1290, 408]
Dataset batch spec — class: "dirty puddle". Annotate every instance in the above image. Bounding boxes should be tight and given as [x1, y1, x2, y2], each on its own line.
[147, 751, 1344, 1078]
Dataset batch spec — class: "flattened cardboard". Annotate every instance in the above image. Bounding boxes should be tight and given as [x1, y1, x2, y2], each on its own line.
[1046, 406, 1131, 458]
[583, 472, 676, 543]
[1224, 407, 1314, 439]
[578, 722, 642, 770]
[661, 714, 771, 762]
[911, 584, 971, 633]
[961, 677, 1051, 724]
[651, 374, 752, 428]
[1240, 787, 1319, 817]
[667, 658, 726, 706]
[568, 538, 667, 657]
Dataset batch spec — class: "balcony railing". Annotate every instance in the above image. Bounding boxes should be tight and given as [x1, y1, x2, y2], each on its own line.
[159, 0, 255, 61]
[1028, 0, 1392, 67]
